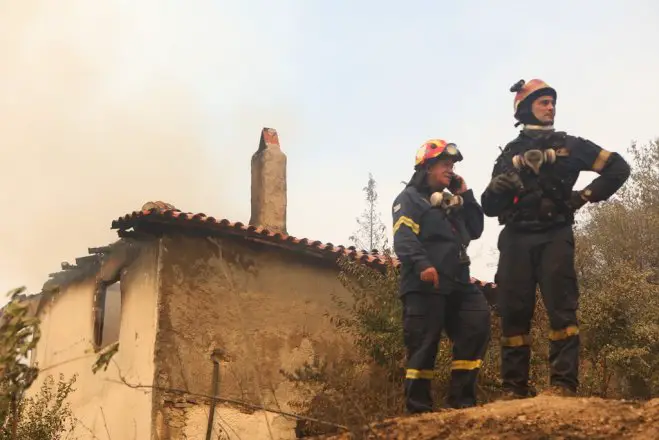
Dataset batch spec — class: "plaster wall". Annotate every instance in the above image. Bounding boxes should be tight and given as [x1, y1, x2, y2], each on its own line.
[28, 243, 160, 440]
[153, 234, 354, 439]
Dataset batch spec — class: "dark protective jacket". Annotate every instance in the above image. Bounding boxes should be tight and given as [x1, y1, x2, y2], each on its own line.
[481, 129, 630, 230]
[392, 186, 484, 296]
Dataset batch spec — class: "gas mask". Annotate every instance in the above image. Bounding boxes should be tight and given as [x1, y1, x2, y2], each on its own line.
[430, 191, 463, 214]
[511, 149, 557, 175]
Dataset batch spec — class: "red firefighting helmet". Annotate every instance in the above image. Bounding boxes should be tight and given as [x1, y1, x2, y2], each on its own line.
[414, 139, 463, 169]
[511, 78, 557, 114]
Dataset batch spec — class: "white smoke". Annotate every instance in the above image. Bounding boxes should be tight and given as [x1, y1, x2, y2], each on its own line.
[0, 1, 302, 296]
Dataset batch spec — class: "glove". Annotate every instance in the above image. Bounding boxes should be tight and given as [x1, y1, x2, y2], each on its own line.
[487, 173, 524, 195]
[568, 190, 588, 211]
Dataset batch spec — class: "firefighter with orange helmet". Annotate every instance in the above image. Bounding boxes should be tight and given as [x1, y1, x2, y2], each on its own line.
[481, 79, 631, 399]
[393, 139, 490, 412]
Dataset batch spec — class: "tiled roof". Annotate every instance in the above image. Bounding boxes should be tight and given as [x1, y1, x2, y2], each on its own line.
[111, 201, 495, 287]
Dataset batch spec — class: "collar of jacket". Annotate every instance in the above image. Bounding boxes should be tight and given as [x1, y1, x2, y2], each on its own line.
[522, 124, 555, 131]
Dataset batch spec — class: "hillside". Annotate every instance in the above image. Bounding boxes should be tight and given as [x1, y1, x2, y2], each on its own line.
[312, 395, 659, 440]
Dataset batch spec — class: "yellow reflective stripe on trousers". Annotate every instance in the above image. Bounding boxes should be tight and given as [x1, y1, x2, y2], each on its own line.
[405, 369, 434, 380]
[501, 334, 532, 347]
[393, 216, 420, 235]
[451, 359, 483, 371]
[549, 325, 579, 341]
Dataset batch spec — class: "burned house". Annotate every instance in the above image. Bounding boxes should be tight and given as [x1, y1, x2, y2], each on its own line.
[24, 128, 495, 439]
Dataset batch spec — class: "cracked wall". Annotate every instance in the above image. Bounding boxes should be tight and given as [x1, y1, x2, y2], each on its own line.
[28, 240, 161, 440]
[153, 233, 355, 439]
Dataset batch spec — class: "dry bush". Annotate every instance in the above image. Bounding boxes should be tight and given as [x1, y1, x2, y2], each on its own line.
[576, 139, 659, 399]
[281, 257, 407, 437]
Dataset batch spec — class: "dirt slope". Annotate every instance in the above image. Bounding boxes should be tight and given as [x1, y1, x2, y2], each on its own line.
[314, 396, 659, 440]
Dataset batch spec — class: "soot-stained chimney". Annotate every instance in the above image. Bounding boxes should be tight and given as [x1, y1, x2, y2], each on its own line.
[249, 127, 287, 234]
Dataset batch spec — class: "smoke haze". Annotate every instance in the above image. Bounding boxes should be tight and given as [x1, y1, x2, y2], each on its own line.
[0, 1, 301, 296]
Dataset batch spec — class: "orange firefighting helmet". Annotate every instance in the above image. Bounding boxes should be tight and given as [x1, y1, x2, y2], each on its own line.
[414, 139, 463, 169]
[511, 78, 557, 115]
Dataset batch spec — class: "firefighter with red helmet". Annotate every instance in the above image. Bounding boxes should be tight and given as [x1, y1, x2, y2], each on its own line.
[393, 139, 491, 412]
[481, 79, 631, 398]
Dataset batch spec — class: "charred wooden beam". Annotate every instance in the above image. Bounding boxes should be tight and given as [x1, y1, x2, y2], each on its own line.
[75, 255, 100, 267]
[88, 246, 112, 255]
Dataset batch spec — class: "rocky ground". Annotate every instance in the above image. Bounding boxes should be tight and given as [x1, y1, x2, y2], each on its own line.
[312, 395, 659, 439]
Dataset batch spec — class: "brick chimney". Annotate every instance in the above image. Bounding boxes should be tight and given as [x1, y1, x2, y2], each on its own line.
[249, 127, 287, 234]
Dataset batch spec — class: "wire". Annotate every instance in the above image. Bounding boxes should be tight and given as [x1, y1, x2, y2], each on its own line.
[108, 373, 348, 432]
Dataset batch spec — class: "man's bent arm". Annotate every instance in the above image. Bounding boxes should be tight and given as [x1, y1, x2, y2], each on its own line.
[572, 138, 631, 202]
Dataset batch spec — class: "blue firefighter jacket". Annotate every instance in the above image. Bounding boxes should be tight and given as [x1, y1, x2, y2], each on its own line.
[392, 186, 484, 296]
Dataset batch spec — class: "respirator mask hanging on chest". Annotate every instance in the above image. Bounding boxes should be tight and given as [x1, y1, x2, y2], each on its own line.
[430, 192, 470, 264]
[511, 148, 557, 175]
[430, 191, 464, 214]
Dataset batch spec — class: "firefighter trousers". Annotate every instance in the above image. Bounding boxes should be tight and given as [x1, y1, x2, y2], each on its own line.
[496, 223, 580, 395]
[402, 287, 491, 413]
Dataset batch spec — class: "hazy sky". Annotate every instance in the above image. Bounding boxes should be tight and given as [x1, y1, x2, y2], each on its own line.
[1, 0, 658, 297]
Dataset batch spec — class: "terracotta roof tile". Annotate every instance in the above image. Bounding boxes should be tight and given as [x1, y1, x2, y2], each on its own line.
[111, 202, 495, 287]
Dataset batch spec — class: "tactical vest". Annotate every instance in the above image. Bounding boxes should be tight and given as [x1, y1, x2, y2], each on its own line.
[496, 130, 576, 228]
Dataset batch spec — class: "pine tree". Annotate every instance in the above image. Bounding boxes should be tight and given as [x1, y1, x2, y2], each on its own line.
[349, 173, 390, 252]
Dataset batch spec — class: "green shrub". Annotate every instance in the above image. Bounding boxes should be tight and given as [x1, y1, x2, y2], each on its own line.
[0, 287, 77, 439]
